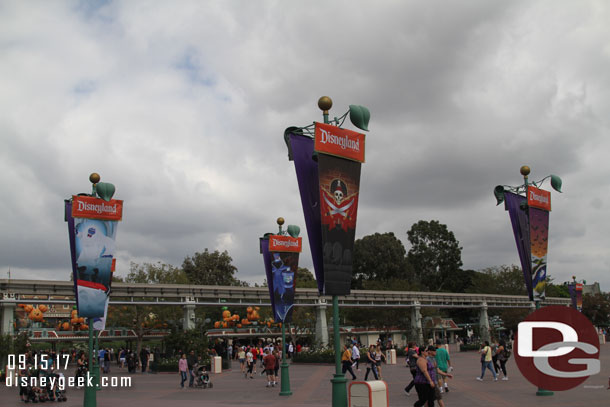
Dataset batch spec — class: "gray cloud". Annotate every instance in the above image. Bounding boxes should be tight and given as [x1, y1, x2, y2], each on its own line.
[1, 0, 609, 291]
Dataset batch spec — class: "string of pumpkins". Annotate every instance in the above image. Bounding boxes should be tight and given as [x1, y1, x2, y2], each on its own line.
[213, 306, 281, 329]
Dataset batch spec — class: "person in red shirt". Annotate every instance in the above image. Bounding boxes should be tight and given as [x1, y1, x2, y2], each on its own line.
[262, 349, 277, 387]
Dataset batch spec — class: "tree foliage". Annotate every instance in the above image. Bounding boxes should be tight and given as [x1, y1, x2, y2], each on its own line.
[182, 249, 246, 286]
[296, 267, 318, 289]
[107, 262, 184, 354]
[582, 293, 610, 327]
[352, 232, 415, 289]
[467, 265, 527, 296]
[407, 220, 463, 291]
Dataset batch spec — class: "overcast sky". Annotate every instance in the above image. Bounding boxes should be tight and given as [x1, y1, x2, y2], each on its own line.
[1, 0, 609, 292]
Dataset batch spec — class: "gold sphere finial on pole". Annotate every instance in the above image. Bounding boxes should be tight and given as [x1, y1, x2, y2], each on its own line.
[520, 166, 530, 177]
[89, 173, 101, 184]
[318, 96, 332, 114]
[277, 217, 285, 226]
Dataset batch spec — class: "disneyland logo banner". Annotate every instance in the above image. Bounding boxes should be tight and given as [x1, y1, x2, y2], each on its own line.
[315, 122, 365, 163]
[269, 235, 302, 253]
[527, 186, 551, 211]
[72, 195, 123, 221]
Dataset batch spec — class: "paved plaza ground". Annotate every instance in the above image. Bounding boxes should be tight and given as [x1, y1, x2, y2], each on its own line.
[2, 344, 609, 407]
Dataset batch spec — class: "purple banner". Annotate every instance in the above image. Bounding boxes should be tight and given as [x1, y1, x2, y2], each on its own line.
[504, 192, 533, 300]
[289, 133, 324, 293]
[260, 238, 298, 323]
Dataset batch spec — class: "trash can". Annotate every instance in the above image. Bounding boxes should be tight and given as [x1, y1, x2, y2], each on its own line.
[211, 356, 222, 374]
[348, 381, 388, 407]
[385, 349, 396, 365]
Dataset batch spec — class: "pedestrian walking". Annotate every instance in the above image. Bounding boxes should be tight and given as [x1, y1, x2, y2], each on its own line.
[263, 349, 277, 387]
[364, 345, 379, 381]
[179, 354, 188, 389]
[238, 346, 246, 373]
[496, 339, 511, 380]
[245, 347, 254, 379]
[404, 342, 419, 396]
[435, 339, 452, 393]
[476, 341, 497, 381]
[187, 350, 197, 387]
[413, 346, 436, 407]
[341, 344, 357, 380]
[352, 342, 361, 371]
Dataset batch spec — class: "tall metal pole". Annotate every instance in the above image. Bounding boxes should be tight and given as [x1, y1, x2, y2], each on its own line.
[522, 166, 553, 397]
[84, 320, 97, 407]
[318, 97, 348, 407]
[279, 322, 292, 395]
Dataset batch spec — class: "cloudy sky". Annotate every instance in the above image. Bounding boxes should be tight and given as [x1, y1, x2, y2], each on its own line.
[1, 0, 609, 291]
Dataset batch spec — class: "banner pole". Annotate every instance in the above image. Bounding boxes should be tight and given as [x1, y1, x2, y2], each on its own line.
[522, 167, 553, 397]
[84, 320, 97, 407]
[331, 295, 347, 407]
[279, 322, 292, 395]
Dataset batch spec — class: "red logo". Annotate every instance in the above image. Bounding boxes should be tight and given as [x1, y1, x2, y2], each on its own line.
[514, 305, 600, 391]
[527, 186, 551, 211]
[268, 235, 302, 253]
[314, 122, 365, 163]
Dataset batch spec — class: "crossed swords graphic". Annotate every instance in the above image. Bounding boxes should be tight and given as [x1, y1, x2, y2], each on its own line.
[323, 195, 354, 217]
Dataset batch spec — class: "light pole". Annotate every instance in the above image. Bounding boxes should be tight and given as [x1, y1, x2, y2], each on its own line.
[494, 165, 562, 397]
[284, 97, 370, 407]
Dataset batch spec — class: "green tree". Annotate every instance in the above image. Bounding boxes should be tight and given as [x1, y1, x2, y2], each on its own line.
[352, 232, 415, 289]
[467, 265, 527, 296]
[296, 267, 318, 289]
[182, 249, 247, 286]
[407, 220, 463, 291]
[582, 293, 610, 327]
[107, 262, 184, 354]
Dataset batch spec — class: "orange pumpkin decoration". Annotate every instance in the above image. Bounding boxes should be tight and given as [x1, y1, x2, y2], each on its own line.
[237, 324, 242, 328]
[81, 324, 88, 330]
[62, 322, 71, 331]
[38, 305, 48, 313]
[24, 305, 33, 313]
[214, 321, 221, 328]
[222, 310, 231, 319]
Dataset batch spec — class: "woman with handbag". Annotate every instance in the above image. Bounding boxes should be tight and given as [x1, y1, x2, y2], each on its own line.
[476, 341, 497, 381]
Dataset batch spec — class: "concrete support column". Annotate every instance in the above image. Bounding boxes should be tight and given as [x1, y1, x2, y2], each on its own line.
[410, 302, 423, 345]
[479, 302, 491, 343]
[314, 299, 329, 347]
[1, 302, 16, 335]
[182, 298, 196, 331]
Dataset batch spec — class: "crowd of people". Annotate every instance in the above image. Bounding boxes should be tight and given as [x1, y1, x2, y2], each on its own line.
[401, 337, 512, 407]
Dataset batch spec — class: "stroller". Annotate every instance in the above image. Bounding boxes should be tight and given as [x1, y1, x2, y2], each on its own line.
[194, 366, 212, 389]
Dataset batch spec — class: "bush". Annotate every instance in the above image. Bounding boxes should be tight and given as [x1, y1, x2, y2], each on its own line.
[156, 357, 180, 372]
[459, 343, 481, 352]
[293, 348, 335, 364]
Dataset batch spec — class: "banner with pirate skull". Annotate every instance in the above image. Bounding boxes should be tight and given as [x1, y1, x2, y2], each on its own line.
[260, 235, 302, 323]
[315, 123, 365, 295]
[65, 196, 123, 318]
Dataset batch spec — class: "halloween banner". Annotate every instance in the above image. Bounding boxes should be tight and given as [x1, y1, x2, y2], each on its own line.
[288, 133, 325, 293]
[65, 196, 122, 318]
[317, 154, 361, 295]
[315, 123, 364, 296]
[260, 235, 301, 323]
[529, 205, 549, 301]
[504, 191, 533, 300]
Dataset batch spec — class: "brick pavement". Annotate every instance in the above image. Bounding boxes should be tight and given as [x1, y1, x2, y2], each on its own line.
[2, 344, 608, 407]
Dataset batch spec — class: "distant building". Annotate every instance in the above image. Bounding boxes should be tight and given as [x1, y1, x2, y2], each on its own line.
[583, 282, 601, 295]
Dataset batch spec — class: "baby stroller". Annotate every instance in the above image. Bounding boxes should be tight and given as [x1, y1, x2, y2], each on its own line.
[49, 373, 67, 402]
[195, 366, 212, 389]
